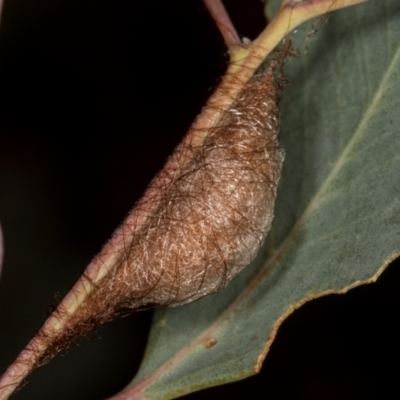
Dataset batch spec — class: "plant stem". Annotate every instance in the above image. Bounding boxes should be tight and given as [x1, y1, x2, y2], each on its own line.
[203, 0, 241, 49]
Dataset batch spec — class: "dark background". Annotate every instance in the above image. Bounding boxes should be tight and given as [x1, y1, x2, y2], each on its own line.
[0, 1, 399, 399]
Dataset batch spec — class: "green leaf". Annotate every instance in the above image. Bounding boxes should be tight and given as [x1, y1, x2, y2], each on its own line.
[265, 0, 280, 21]
[115, 1, 400, 398]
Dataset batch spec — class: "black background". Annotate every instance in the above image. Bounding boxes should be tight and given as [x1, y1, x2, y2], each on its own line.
[0, 1, 399, 399]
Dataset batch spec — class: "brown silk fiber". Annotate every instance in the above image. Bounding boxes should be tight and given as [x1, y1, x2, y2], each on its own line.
[37, 68, 284, 364]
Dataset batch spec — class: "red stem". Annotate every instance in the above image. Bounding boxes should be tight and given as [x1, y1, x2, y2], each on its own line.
[203, 0, 241, 48]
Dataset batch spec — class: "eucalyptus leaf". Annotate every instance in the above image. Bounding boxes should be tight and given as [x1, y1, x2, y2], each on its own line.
[115, 1, 400, 398]
[265, 0, 280, 20]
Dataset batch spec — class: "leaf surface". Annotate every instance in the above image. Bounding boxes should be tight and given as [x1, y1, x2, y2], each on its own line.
[113, 1, 400, 398]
